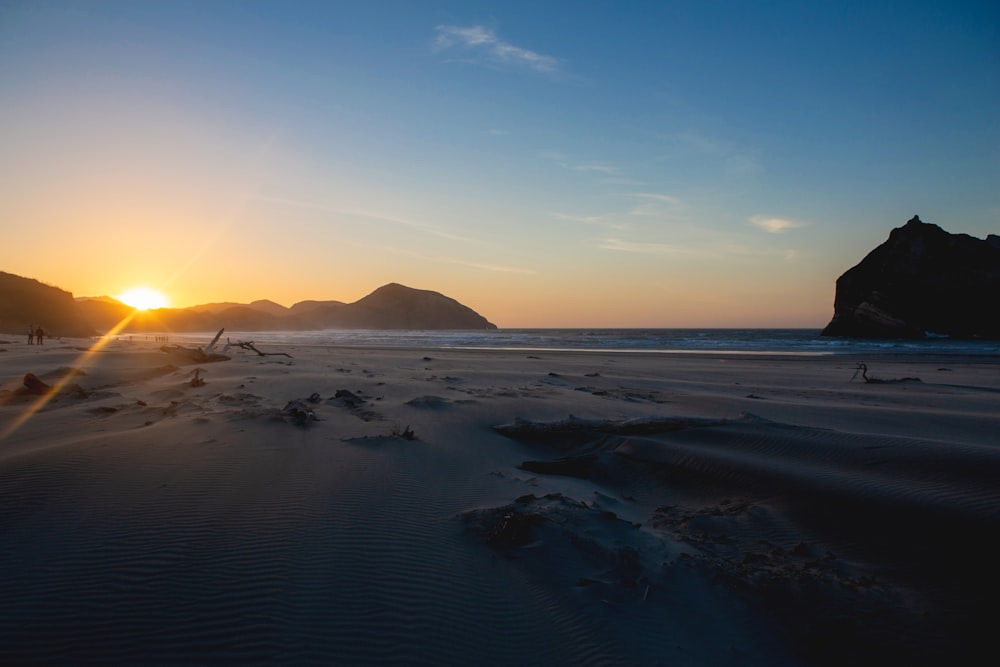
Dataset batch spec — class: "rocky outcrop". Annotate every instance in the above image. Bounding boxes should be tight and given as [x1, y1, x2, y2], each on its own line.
[821, 216, 1000, 339]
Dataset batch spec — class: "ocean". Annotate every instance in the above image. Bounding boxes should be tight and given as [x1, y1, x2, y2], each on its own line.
[150, 328, 1000, 357]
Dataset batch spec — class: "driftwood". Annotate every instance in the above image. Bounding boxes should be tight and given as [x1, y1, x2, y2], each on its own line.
[189, 368, 206, 387]
[233, 340, 292, 358]
[159, 329, 231, 365]
[851, 363, 922, 384]
[159, 345, 230, 364]
[204, 328, 225, 354]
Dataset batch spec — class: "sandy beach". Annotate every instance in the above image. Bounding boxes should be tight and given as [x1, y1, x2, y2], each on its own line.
[1, 335, 998, 666]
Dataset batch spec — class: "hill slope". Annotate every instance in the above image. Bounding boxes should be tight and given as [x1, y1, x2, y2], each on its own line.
[0, 272, 95, 337]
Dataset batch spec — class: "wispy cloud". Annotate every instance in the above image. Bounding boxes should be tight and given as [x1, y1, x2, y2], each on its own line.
[434, 25, 560, 75]
[749, 215, 806, 233]
[256, 195, 476, 243]
[626, 192, 680, 217]
[453, 259, 537, 274]
[658, 132, 762, 176]
[553, 212, 608, 225]
[573, 163, 617, 174]
[629, 193, 679, 205]
[541, 151, 618, 174]
[354, 241, 536, 274]
[596, 238, 692, 255]
[553, 212, 633, 231]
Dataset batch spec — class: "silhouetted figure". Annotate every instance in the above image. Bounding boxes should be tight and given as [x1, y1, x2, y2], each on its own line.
[35, 326, 44, 345]
[28, 325, 34, 345]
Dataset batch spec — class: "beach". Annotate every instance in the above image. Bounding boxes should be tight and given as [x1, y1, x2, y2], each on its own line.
[1, 336, 997, 666]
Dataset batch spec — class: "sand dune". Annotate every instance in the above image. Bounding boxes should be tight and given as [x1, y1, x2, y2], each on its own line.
[1, 337, 998, 665]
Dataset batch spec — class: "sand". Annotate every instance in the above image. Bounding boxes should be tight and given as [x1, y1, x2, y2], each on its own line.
[1, 335, 998, 666]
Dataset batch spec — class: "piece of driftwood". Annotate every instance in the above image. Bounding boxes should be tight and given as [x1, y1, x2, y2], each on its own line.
[189, 368, 206, 387]
[157, 329, 231, 365]
[204, 328, 225, 354]
[851, 363, 922, 384]
[234, 341, 292, 358]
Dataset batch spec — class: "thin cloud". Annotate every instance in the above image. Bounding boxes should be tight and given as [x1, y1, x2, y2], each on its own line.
[725, 155, 761, 176]
[574, 164, 617, 174]
[553, 212, 609, 225]
[749, 215, 806, 233]
[453, 259, 537, 274]
[626, 192, 680, 217]
[629, 193, 679, 205]
[434, 25, 561, 75]
[596, 238, 692, 255]
[256, 195, 477, 243]
[553, 212, 632, 231]
[541, 151, 618, 174]
[354, 241, 536, 274]
[350, 208, 476, 243]
[660, 132, 761, 175]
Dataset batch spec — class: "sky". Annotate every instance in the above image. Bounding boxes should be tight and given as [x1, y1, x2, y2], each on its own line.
[1, 0, 997, 328]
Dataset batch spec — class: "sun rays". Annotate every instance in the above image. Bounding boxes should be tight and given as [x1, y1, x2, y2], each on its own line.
[0, 310, 140, 441]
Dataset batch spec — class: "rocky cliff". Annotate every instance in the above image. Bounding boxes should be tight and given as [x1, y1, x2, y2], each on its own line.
[821, 216, 1000, 339]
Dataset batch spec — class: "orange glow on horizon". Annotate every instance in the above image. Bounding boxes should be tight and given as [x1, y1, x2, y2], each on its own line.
[116, 287, 171, 311]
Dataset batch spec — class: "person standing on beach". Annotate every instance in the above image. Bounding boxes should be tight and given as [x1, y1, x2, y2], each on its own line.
[35, 326, 44, 345]
[27, 325, 34, 345]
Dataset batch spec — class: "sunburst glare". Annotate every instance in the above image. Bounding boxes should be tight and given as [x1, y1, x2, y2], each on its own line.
[117, 287, 170, 311]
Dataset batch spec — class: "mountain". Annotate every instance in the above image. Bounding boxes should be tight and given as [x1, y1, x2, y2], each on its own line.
[187, 301, 249, 314]
[319, 283, 496, 330]
[289, 299, 346, 315]
[75, 297, 134, 332]
[0, 274, 497, 335]
[821, 216, 1000, 339]
[0, 272, 95, 337]
[188, 299, 289, 317]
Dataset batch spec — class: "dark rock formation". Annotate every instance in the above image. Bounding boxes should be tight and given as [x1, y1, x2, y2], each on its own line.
[822, 216, 1000, 339]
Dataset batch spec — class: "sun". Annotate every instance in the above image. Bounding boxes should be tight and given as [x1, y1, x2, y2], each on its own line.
[116, 286, 171, 311]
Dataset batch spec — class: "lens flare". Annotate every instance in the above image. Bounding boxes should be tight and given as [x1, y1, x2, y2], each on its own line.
[117, 287, 170, 310]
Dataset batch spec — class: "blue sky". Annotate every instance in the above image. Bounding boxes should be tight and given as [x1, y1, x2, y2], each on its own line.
[1, 1, 997, 326]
